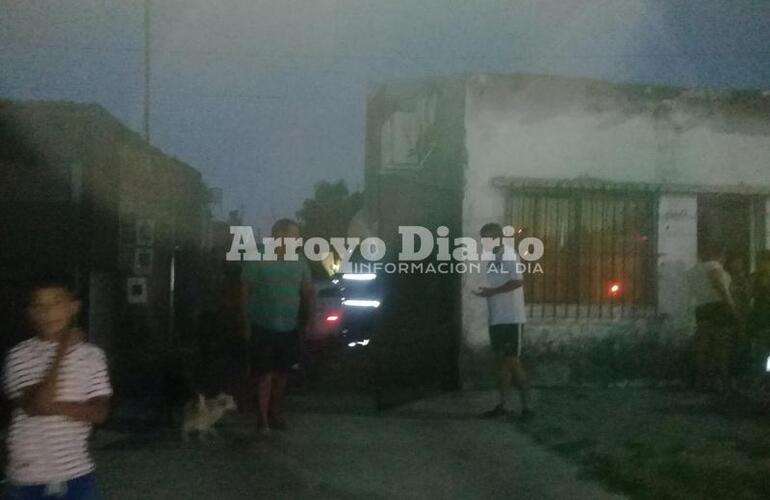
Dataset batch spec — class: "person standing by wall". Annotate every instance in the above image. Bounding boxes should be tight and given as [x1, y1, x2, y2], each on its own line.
[688, 246, 742, 395]
[473, 223, 532, 419]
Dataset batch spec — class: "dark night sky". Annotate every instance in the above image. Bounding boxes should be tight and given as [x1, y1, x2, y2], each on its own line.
[2, 0, 769, 233]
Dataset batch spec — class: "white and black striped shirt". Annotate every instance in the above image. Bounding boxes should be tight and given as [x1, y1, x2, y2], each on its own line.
[3, 338, 112, 484]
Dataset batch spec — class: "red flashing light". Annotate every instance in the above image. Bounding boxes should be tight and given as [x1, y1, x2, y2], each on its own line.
[608, 281, 623, 298]
[326, 314, 340, 322]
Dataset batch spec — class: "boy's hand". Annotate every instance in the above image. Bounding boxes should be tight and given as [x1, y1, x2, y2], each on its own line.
[473, 287, 493, 298]
[22, 383, 57, 416]
[52, 398, 111, 424]
[21, 328, 83, 416]
[31, 391, 58, 415]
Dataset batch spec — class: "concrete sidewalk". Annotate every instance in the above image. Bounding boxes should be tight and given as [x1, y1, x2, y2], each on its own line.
[95, 391, 623, 499]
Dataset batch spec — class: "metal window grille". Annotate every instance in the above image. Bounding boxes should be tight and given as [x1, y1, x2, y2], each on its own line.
[508, 188, 656, 319]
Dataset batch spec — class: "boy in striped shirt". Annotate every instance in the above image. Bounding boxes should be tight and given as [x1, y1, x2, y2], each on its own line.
[3, 273, 111, 499]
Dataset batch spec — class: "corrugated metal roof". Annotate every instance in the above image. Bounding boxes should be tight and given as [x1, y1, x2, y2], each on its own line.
[491, 176, 770, 195]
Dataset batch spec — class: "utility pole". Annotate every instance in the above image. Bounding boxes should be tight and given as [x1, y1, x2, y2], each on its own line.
[142, 0, 176, 344]
[143, 0, 151, 142]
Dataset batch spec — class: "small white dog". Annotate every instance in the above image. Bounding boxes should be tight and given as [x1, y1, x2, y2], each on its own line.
[181, 392, 237, 442]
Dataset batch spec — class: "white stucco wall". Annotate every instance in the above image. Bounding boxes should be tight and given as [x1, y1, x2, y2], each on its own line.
[460, 74, 770, 370]
[656, 195, 698, 337]
[463, 75, 770, 187]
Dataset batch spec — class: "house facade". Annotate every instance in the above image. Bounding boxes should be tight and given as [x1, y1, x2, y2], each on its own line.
[364, 74, 770, 387]
[0, 100, 212, 391]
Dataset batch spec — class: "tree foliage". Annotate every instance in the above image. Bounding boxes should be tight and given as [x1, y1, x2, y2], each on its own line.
[296, 179, 363, 241]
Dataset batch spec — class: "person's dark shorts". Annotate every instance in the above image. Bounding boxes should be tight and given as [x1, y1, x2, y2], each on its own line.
[489, 324, 523, 356]
[250, 325, 300, 374]
[695, 301, 734, 328]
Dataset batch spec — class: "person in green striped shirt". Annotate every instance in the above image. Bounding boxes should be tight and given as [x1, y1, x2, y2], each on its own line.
[242, 219, 315, 433]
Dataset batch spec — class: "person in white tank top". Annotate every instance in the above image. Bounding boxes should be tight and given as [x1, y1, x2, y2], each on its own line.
[687, 247, 741, 394]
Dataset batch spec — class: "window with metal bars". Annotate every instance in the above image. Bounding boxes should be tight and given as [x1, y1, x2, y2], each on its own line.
[508, 189, 655, 319]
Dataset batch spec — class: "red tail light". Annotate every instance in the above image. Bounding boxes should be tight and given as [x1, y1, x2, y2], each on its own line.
[326, 314, 340, 322]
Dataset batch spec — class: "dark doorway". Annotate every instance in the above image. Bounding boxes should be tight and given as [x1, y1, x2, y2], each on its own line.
[697, 194, 751, 269]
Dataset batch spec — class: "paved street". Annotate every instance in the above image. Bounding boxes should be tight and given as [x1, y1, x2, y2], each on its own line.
[94, 391, 623, 500]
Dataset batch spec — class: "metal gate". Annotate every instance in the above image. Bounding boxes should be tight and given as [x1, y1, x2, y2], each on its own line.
[371, 270, 461, 410]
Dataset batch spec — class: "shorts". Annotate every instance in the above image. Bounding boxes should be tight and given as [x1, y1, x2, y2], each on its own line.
[694, 301, 743, 372]
[5, 473, 102, 500]
[489, 324, 523, 356]
[250, 325, 300, 374]
[695, 302, 734, 328]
